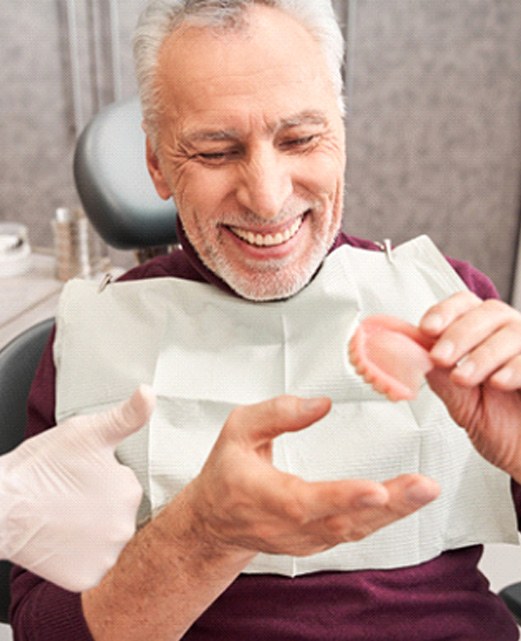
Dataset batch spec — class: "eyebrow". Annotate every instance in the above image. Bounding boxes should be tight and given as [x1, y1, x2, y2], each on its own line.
[182, 129, 242, 144]
[182, 110, 328, 145]
[276, 111, 328, 131]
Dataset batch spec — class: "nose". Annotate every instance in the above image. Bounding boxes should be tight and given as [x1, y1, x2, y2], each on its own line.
[235, 145, 293, 220]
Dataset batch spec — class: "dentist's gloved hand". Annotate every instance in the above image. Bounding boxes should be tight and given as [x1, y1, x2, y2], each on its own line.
[0, 385, 154, 592]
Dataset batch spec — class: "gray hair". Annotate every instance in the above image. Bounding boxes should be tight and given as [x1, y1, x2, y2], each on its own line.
[133, 0, 345, 149]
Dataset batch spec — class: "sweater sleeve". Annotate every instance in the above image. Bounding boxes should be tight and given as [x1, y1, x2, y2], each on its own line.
[445, 255, 500, 301]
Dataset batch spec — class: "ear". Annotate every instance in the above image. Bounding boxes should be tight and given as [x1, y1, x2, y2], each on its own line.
[145, 137, 172, 201]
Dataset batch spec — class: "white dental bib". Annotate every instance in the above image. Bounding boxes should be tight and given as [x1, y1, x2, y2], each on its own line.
[54, 235, 518, 575]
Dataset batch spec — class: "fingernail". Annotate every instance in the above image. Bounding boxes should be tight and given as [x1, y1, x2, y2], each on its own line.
[431, 340, 454, 362]
[406, 483, 437, 504]
[456, 359, 475, 380]
[493, 368, 512, 386]
[301, 397, 327, 413]
[357, 493, 387, 508]
[422, 313, 444, 333]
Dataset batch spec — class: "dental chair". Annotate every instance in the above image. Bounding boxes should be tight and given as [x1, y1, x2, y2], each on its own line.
[0, 318, 54, 623]
[73, 95, 178, 260]
[499, 583, 521, 624]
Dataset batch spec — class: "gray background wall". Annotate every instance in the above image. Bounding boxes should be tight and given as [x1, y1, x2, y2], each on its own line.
[1, 0, 520, 300]
[345, 0, 521, 302]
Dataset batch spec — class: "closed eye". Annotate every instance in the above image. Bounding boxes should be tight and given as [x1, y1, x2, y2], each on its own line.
[195, 150, 241, 165]
[280, 135, 318, 150]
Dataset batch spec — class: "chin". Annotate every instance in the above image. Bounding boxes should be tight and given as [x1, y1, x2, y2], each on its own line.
[220, 258, 326, 302]
[230, 280, 305, 302]
[192, 219, 340, 301]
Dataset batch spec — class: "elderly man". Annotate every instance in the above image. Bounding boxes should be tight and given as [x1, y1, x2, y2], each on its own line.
[9, 1, 521, 640]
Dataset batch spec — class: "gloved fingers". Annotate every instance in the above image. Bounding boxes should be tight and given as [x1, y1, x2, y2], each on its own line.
[77, 384, 156, 450]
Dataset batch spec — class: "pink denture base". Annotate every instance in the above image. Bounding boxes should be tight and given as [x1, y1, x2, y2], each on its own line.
[349, 315, 435, 401]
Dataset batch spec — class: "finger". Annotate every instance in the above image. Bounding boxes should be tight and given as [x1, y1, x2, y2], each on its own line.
[382, 473, 440, 512]
[289, 473, 439, 524]
[448, 321, 521, 387]
[225, 395, 332, 445]
[83, 385, 156, 449]
[490, 354, 521, 390]
[317, 474, 440, 543]
[279, 476, 391, 524]
[425, 367, 467, 420]
[420, 291, 482, 337]
[428, 299, 516, 368]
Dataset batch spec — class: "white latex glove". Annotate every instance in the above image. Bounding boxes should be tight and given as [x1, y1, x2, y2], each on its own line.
[0, 385, 155, 592]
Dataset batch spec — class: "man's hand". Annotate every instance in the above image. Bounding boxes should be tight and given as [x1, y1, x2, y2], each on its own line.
[0, 385, 154, 591]
[81, 395, 440, 641]
[184, 395, 440, 557]
[421, 291, 521, 481]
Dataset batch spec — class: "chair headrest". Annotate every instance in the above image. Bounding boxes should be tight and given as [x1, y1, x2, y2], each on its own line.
[74, 96, 178, 250]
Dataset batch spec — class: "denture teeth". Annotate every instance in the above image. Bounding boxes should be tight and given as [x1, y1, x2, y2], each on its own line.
[231, 217, 302, 247]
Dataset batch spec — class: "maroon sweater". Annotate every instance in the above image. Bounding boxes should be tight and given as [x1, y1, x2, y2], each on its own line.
[9, 231, 521, 641]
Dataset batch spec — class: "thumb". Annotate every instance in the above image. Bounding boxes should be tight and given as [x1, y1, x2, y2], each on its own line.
[85, 385, 156, 450]
[229, 395, 332, 446]
[425, 368, 474, 429]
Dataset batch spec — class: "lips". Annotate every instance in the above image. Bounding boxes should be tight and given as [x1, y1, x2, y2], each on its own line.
[228, 216, 304, 248]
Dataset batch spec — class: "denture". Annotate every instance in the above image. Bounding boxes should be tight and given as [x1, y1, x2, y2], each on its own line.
[348, 315, 435, 401]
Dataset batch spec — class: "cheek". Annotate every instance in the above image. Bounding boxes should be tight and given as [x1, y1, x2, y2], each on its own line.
[173, 166, 233, 220]
[299, 150, 344, 203]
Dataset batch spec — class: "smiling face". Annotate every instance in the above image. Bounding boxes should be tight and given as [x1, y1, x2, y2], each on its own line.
[147, 4, 346, 300]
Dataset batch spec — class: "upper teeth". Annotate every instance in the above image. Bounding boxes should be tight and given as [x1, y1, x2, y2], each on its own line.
[230, 217, 302, 247]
